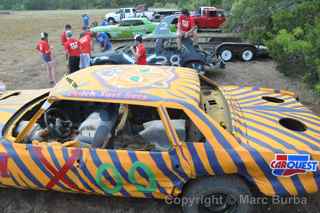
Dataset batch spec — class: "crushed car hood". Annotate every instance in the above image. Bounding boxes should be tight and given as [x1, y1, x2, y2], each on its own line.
[220, 85, 320, 154]
[0, 89, 49, 135]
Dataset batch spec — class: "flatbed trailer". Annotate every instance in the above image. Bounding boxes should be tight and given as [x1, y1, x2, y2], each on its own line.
[112, 31, 268, 62]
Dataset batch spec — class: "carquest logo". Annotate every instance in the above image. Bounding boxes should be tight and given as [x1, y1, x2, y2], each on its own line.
[270, 154, 319, 177]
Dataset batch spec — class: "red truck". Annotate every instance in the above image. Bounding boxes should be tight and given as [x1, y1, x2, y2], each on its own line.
[192, 7, 226, 29]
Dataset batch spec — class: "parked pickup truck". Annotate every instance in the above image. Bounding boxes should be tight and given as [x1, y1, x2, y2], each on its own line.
[192, 6, 226, 29]
[105, 8, 154, 23]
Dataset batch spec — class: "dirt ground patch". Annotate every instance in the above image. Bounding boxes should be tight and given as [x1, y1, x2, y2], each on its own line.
[0, 10, 320, 213]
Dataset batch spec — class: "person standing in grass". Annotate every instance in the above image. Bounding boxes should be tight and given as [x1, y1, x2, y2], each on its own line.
[64, 31, 81, 74]
[79, 32, 92, 69]
[36, 32, 56, 86]
[82, 14, 90, 29]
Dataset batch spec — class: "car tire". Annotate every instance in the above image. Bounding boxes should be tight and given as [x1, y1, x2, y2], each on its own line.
[219, 48, 233, 62]
[182, 176, 253, 213]
[108, 18, 116, 24]
[241, 48, 254, 62]
[185, 61, 205, 74]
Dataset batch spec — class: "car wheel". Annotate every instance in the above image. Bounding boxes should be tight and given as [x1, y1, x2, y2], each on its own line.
[241, 48, 254, 61]
[219, 48, 233, 62]
[108, 18, 116, 24]
[185, 61, 205, 74]
[182, 176, 253, 213]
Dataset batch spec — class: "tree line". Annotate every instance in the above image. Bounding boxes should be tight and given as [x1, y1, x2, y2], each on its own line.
[0, 0, 222, 10]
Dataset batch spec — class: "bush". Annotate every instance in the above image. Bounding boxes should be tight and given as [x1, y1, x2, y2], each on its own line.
[266, 28, 311, 76]
[227, 0, 320, 94]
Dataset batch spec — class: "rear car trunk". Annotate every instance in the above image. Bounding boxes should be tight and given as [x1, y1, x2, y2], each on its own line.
[219, 85, 320, 158]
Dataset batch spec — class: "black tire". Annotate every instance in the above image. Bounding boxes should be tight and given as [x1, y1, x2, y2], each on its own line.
[218, 47, 233, 62]
[108, 17, 116, 24]
[182, 176, 253, 213]
[240, 48, 255, 62]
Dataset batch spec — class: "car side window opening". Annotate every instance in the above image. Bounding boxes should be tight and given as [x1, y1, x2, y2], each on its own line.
[10, 98, 47, 138]
[133, 20, 144, 26]
[120, 21, 130, 26]
[208, 10, 217, 17]
[166, 108, 206, 143]
[14, 100, 172, 152]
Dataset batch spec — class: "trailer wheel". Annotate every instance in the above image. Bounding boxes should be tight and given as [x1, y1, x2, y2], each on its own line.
[219, 48, 233, 62]
[241, 48, 254, 61]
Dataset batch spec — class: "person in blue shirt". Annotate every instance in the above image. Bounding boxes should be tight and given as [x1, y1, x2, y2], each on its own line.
[82, 14, 90, 29]
[96, 32, 112, 52]
[100, 18, 109, 26]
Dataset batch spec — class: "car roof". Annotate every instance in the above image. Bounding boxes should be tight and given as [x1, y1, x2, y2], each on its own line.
[50, 65, 200, 106]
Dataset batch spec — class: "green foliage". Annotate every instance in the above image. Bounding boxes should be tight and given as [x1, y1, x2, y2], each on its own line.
[315, 83, 320, 96]
[266, 29, 311, 76]
[0, 0, 223, 10]
[227, 0, 320, 94]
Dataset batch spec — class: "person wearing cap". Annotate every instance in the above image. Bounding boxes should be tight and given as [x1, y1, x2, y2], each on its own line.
[131, 35, 147, 65]
[61, 24, 72, 46]
[177, 9, 198, 50]
[79, 32, 92, 69]
[36, 32, 56, 86]
[64, 31, 81, 73]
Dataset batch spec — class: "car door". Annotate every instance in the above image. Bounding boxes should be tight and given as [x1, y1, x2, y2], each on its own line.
[125, 8, 133, 18]
[0, 138, 87, 193]
[132, 20, 148, 35]
[165, 106, 226, 178]
[207, 10, 220, 28]
[118, 21, 132, 39]
[80, 104, 192, 198]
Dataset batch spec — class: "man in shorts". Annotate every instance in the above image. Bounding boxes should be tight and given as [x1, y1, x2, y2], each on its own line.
[177, 9, 198, 50]
[36, 32, 56, 86]
[64, 31, 81, 73]
[79, 32, 92, 69]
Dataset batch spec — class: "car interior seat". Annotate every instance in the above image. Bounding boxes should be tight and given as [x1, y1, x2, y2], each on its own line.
[75, 109, 118, 148]
[139, 119, 186, 150]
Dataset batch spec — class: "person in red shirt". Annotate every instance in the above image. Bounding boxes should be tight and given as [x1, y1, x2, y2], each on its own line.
[61, 24, 72, 46]
[36, 32, 56, 86]
[64, 31, 81, 73]
[131, 35, 147, 65]
[79, 32, 92, 69]
[177, 9, 198, 50]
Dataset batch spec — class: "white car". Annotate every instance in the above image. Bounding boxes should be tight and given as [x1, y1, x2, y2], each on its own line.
[105, 8, 154, 23]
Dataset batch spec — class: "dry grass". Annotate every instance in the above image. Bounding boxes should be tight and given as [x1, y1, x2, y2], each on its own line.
[0, 10, 108, 89]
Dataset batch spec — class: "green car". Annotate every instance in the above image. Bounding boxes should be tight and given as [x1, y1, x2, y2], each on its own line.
[91, 18, 157, 40]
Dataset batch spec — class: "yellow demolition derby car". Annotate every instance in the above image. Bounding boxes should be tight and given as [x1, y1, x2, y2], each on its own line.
[0, 65, 319, 213]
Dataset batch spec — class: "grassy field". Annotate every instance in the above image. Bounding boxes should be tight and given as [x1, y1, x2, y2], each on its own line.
[0, 10, 108, 89]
